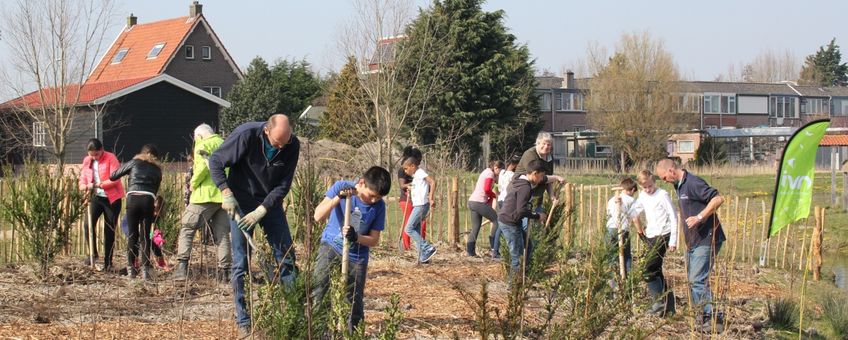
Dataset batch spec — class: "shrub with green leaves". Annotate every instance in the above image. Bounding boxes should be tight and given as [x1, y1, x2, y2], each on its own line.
[0, 162, 85, 279]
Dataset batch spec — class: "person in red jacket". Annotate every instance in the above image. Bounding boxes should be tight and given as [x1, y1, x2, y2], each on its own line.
[78, 138, 125, 271]
[466, 160, 503, 257]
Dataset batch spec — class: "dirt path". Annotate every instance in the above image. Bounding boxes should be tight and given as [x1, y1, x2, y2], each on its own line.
[0, 245, 787, 339]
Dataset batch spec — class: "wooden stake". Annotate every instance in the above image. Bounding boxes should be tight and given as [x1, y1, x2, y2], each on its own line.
[341, 193, 352, 276]
[564, 183, 574, 248]
[781, 223, 790, 269]
[811, 207, 824, 281]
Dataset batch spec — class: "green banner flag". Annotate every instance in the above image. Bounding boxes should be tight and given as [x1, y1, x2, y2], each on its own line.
[768, 119, 830, 238]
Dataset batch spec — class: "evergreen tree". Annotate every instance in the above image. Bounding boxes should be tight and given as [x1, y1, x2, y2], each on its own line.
[397, 0, 540, 166]
[799, 38, 848, 86]
[319, 57, 375, 147]
[221, 57, 322, 133]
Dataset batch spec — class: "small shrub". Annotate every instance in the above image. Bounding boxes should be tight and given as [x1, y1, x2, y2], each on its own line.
[0, 162, 85, 279]
[821, 292, 848, 338]
[767, 298, 799, 331]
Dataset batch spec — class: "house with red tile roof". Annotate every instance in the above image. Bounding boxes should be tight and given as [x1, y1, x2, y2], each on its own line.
[1, 1, 241, 163]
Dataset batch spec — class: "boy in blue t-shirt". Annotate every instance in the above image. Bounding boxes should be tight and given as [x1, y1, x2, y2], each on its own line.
[311, 166, 391, 330]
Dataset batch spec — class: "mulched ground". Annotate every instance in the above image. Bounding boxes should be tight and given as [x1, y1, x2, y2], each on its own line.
[0, 243, 795, 339]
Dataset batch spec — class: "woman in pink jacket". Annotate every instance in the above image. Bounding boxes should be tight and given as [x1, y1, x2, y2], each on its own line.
[78, 138, 125, 271]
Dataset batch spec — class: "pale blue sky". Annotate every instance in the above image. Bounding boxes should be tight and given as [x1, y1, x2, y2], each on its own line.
[6, 0, 848, 82]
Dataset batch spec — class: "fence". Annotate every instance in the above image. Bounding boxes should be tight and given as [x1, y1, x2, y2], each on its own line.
[0, 174, 829, 280]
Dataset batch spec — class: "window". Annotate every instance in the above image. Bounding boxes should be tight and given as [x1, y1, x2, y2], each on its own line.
[185, 45, 195, 59]
[595, 145, 612, 155]
[573, 125, 586, 132]
[833, 99, 848, 116]
[147, 43, 165, 59]
[32, 121, 46, 147]
[201, 46, 212, 60]
[674, 94, 701, 113]
[677, 140, 695, 153]
[539, 93, 552, 111]
[203, 86, 222, 98]
[769, 96, 797, 118]
[554, 92, 583, 111]
[703, 93, 736, 114]
[111, 48, 129, 64]
[802, 98, 828, 115]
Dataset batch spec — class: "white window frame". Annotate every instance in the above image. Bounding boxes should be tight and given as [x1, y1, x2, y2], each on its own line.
[595, 144, 612, 155]
[111, 48, 129, 64]
[704, 93, 736, 114]
[185, 45, 195, 60]
[677, 140, 695, 153]
[804, 98, 827, 115]
[201, 46, 212, 60]
[203, 86, 222, 98]
[32, 121, 46, 147]
[674, 94, 701, 113]
[770, 96, 797, 119]
[147, 43, 165, 59]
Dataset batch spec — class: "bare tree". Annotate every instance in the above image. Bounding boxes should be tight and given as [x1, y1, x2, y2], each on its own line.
[718, 49, 800, 83]
[585, 31, 691, 171]
[0, 0, 117, 168]
[336, 0, 449, 171]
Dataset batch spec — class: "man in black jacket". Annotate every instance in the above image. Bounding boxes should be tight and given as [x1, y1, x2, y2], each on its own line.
[208, 114, 300, 336]
[497, 159, 548, 283]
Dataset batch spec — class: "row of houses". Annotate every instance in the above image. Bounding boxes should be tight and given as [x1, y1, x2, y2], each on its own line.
[535, 72, 848, 166]
[1, 1, 846, 168]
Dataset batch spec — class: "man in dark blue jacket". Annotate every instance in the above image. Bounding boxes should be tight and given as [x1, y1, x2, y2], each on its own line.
[655, 158, 725, 333]
[209, 114, 299, 337]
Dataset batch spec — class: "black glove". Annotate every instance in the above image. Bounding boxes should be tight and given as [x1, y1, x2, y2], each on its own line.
[345, 226, 358, 243]
[338, 186, 357, 198]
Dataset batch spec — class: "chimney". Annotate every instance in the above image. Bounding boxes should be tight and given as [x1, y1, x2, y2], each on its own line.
[127, 13, 137, 27]
[564, 70, 575, 89]
[190, 1, 203, 17]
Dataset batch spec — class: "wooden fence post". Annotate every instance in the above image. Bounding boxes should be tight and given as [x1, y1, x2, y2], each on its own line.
[563, 183, 574, 248]
[812, 207, 824, 281]
[448, 177, 459, 250]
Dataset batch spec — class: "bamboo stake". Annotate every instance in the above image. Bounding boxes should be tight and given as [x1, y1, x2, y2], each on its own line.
[578, 184, 584, 247]
[733, 196, 740, 262]
[781, 223, 790, 269]
[799, 207, 821, 340]
[742, 197, 749, 262]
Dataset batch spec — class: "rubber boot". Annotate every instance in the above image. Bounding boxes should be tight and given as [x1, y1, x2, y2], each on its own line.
[127, 266, 138, 279]
[646, 277, 665, 315]
[173, 260, 188, 281]
[466, 241, 477, 257]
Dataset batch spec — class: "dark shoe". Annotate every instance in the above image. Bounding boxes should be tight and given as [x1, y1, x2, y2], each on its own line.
[173, 261, 188, 281]
[466, 242, 477, 257]
[127, 266, 138, 279]
[218, 268, 231, 284]
[141, 266, 153, 281]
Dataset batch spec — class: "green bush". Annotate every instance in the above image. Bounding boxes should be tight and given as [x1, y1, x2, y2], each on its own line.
[821, 292, 848, 338]
[0, 162, 85, 279]
[767, 298, 799, 331]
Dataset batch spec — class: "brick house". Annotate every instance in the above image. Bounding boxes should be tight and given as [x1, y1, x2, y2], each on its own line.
[1, 1, 242, 163]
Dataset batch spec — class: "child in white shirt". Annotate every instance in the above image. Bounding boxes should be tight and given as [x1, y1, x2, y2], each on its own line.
[630, 170, 677, 316]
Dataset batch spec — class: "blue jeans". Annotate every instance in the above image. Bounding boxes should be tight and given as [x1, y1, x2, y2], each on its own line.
[686, 241, 723, 316]
[606, 228, 632, 275]
[499, 221, 532, 283]
[231, 202, 295, 327]
[405, 204, 431, 252]
[311, 243, 368, 330]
